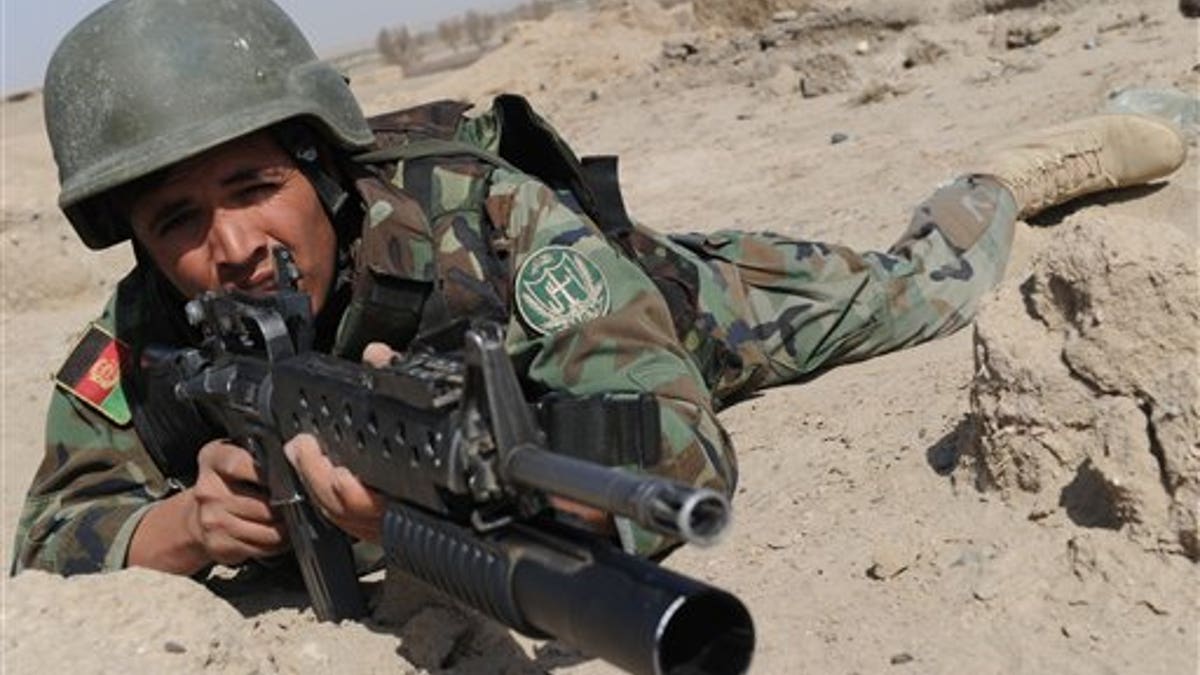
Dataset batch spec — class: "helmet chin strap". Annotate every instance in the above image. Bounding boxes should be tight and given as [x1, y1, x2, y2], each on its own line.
[274, 124, 352, 220]
[273, 122, 361, 321]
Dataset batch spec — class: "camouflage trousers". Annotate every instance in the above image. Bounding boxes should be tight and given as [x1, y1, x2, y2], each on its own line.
[658, 176, 1017, 404]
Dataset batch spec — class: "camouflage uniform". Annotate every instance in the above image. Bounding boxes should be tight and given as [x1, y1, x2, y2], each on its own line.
[11, 100, 1016, 574]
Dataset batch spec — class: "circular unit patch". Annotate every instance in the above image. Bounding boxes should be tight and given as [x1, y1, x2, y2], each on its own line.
[515, 246, 611, 335]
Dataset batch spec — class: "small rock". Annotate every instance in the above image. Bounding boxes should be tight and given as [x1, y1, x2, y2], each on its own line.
[1184, 0, 1200, 18]
[902, 37, 947, 69]
[773, 10, 799, 23]
[1099, 12, 1149, 32]
[928, 440, 960, 474]
[588, 90, 600, 102]
[890, 652, 915, 665]
[758, 31, 780, 50]
[764, 69, 800, 97]
[1027, 506, 1055, 521]
[1006, 18, 1061, 48]
[971, 579, 1000, 602]
[163, 641, 187, 654]
[855, 40, 871, 55]
[1139, 599, 1170, 615]
[1067, 535, 1105, 582]
[797, 52, 855, 98]
[987, 21, 1006, 49]
[1083, 36, 1099, 50]
[662, 40, 698, 61]
[1106, 88, 1200, 137]
[867, 544, 914, 580]
[830, 132, 850, 145]
[851, 80, 905, 106]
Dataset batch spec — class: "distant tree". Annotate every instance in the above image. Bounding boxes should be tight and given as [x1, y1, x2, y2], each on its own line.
[528, 0, 555, 21]
[464, 10, 497, 50]
[375, 28, 395, 62]
[376, 25, 421, 68]
[415, 28, 437, 50]
[438, 17, 465, 52]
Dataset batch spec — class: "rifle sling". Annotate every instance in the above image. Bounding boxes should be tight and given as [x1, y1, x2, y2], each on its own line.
[538, 391, 661, 469]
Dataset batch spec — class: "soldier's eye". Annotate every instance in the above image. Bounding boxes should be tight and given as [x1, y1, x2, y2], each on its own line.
[238, 182, 278, 201]
[154, 208, 200, 237]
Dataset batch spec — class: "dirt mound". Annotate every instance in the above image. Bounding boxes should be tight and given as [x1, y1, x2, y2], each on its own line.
[692, 0, 811, 28]
[5, 569, 271, 673]
[693, 0, 1114, 28]
[367, 0, 684, 113]
[963, 215, 1199, 559]
[1, 212, 131, 312]
[4, 569, 413, 674]
[658, 2, 925, 96]
[692, 0, 921, 32]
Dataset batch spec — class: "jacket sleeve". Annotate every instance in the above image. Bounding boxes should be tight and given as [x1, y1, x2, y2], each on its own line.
[485, 169, 735, 555]
[10, 300, 172, 576]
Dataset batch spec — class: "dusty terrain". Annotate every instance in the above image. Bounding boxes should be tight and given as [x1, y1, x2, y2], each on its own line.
[2, 0, 1197, 673]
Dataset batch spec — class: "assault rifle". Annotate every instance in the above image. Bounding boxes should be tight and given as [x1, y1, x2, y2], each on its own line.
[151, 248, 754, 675]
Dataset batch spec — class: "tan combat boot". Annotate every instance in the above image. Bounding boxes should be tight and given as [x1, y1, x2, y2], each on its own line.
[975, 114, 1187, 219]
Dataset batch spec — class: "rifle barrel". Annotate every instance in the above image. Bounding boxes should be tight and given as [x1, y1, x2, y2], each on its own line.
[503, 445, 731, 547]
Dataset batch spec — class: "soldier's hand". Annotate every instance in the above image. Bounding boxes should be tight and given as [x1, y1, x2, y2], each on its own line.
[284, 433, 386, 542]
[273, 341, 401, 542]
[189, 439, 290, 565]
[274, 338, 400, 538]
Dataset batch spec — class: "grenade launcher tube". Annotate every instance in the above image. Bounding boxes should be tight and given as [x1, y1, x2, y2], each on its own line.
[383, 501, 754, 675]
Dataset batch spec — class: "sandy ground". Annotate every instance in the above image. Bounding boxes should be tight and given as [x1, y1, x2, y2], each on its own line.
[2, 0, 1198, 673]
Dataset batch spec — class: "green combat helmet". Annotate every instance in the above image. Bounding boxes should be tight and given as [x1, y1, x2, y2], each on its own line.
[44, 0, 376, 249]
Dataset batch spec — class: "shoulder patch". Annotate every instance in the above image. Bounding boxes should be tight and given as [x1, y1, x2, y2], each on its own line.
[515, 246, 611, 336]
[54, 324, 132, 426]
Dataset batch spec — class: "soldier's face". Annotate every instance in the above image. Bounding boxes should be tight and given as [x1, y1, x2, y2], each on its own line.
[127, 132, 337, 314]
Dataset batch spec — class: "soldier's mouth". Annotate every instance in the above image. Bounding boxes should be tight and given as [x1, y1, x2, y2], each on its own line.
[229, 271, 279, 296]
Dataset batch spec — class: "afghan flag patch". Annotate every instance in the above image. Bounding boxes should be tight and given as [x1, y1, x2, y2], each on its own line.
[54, 324, 132, 426]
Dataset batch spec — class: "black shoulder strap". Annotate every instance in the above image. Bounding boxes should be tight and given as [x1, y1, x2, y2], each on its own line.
[580, 155, 636, 240]
[492, 95, 638, 246]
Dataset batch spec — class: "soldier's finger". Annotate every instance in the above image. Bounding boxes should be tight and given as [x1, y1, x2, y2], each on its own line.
[283, 433, 342, 515]
[199, 440, 264, 485]
[548, 495, 614, 534]
[222, 516, 288, 551]
[329, 466, 385, 540]
[204, 524, 289, 564]
[362, 342, 398, 369]
[223, 488, 279, 524]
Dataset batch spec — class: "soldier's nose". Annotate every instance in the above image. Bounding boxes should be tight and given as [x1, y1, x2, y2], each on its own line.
[211, 212, 270, 284]
[210, 212, 267, 266]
